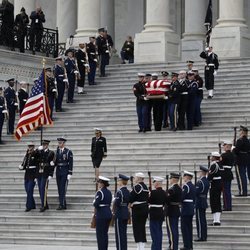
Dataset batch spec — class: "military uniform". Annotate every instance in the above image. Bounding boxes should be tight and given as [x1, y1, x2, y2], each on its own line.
[87, 40, 98, 85]
[18, 86, 29, 115]
[178, 78, 188, 130]
[0, 90, 7, 143]
[93, 176, 112, 250]
[121, 40, 134, 63]
[195, 166, 209, 241]
[194, 73, 203, 126]
[91, 136, 107, 168]
[75, 48, 87, 93]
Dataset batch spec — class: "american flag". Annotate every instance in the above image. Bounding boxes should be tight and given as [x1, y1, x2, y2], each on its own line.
[15, 69, 53, 141]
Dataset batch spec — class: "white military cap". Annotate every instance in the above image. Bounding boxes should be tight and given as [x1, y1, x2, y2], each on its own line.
[135, 172, 145, 178]
[183, 171, 194, 177]
[94, 127, 102, 132]
[151, 73, 158, 77]
[153, 176, 164, 182]
[98, 176, 110, 182]
[179, 70, 186, 74]
[223, 140, 233, 145]
[19, 81, 27, 85]
[192, 67, 199, 72]
[211, 152, 221, 157]
[137, 73, 145, 77]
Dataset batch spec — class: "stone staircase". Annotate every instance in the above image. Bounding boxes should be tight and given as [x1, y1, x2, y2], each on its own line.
[0, 54, 250, 249]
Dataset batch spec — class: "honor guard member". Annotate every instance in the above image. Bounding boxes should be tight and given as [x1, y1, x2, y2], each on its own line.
[96, 28, 109, 77]
[18, 81, 29, 115]
[65, 49, 77, 103]
[208, 152, 222, 225]
[193, 68, 203, 126]
[55, 137, 73, 210]
[120, 36, 134, 64]
[168, 72, 180, 131]
[178, 70, 188, 130]
[91, 128, 107, 180]
[200, 46, 219, 99]
[0, 87, 8, 144]
[186, 71, 198, 130]
[148, 176, 166, 250]
[37, 140, 55, 212]
[114, 174, 130, 250]
[75, 43, 88, 94]
[93, 176, 112, 250]
[161, 71, 170, 128]
[180, 171, 196, 250]
[19, 142, 39, 212]
[221, 141, 235, 210]
[165, 173, 182, 250]
[144, 74, 152, 132]
[129, 172, 149, 250]
[4, 78, 18, 134]
[233, 126, 250, 196]
[186, 60, 194, 72]
[133, 73, 148, 132]
[45, 67, 57, 119]
[104, 28, 114, 60]
[54, 57, 68, 112]
[195, 166, 209, 242]
[87, 37, 98, 85]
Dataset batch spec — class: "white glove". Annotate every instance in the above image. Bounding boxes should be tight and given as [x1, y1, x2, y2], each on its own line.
[143, 96, 149, 101]
[213, 70, 217, 76]
[67, 174, 72, 181]
[231, 146, 235, 151]
[205, 47, 209, 52]
[52, 89, 57, 92]
[74, 70, 79, 74]
[18, 165, 23, 170]
[38, 146, 43, 150]
[50, 161, 55, 166]
[48, 176, 52, 181]
[34, 178, 38, 184]
[14, 103, 18, 106]
[63, 79, 68, 83]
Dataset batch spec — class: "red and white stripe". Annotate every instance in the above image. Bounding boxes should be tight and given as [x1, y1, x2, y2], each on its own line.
[145, 80, 171, 95]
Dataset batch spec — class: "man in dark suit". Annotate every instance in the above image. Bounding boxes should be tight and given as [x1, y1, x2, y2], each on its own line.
[91, 128, 107, 180]
[18, 81, 29, 115]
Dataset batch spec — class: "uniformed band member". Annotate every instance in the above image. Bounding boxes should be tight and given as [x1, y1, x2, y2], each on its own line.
[18, 81, 29, 115]
[19, 142, 39, 212]
[4, 78, 18, 134]
[91, 128, 107, 180]
[87, 37, 98, 85]
[37, 139, 55, 212]
[93, 176, 112, 250]
[200, 46, 219, 99]
[195, 166, 209, 242]
[168, 72, 180, 131]
[114, 174, 130, 250]
[221, 141, 235, 211]
[180, 171, 195, 250]
[208, 152, 222, 225]
[54, 57, 68, 112]
[55, 137, 73, 210]
[148, 176, 166, 250]
[165, 172, 182, 250]
[233, 125, 250, 197]
[129, 172, 149, 250]
[0, 87, 8, 144]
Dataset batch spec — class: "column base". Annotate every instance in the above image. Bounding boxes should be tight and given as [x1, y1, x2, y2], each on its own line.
[134, 31, 180, 63]
[181, 39, 205, 61]
[211, 26, 250, 58]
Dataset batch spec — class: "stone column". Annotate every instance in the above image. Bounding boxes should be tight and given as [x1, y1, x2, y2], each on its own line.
[181, 0, 207, 61]
[14, 0, 35, 17]
[56, 0, 77, 43]
[134, 0, 180, 63]
[211, 0, 250, 58]
[73, 0, 100, 44]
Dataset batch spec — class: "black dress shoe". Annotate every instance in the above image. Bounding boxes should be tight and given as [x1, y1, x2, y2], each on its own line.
[39, 207, 47, 212]
[138, 129, 143, 133]
[194, 238, 207, 242]
[25, 208, 32, 212]
[56, 206, 63, 210]
[214, 222, 221, 226]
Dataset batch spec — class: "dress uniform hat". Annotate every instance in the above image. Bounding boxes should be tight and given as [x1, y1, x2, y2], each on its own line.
[118, 174, 129, 181]
[45, 67, 52, 72]
[65, 48, 74, 56]
[223, 140, 233, 145]
[187, 71, 195, 75]
[153, 176, 164, 182]
[145, 73, 152, 77]
[6, 78, 15, 83]
[94, 127, 102, 132]
[240, 125, 248, 132]
[135, 172, 145, 178]
[27, 141, 35, 146]
[19, 81, 27, 85]
[42, 140, 50, 144]
[199, 165, 209, 172]
[151, 73, 158, 77]
[170, 172, 180, 179]
[171, 72, 179, 77]
[211, 151, 221, 157]
[183, 171, 194, 177]
[161, 71, 169, 76]
[137, 73, 145, 77]
[98, 175, 110, 182]
[55, 57, 63, 61]
[186, 60, 194, 64]
[57, 137, 67, 142]
[98, 28, 105, 33]
[192, 67, 199, 72]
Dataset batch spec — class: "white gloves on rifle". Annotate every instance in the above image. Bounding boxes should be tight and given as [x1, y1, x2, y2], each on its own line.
[205, 47, 209, 52]
[50, 161, 55, 166]
[67, 174, 72, 181]
[48, 176, 52, 181]
[18, 165, 23, 170]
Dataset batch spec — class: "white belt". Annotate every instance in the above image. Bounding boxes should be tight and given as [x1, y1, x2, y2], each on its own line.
[183, 199, 193, 203]
[132, 201, 147, 206]
[99, 204, 109, 207]
[149, 204, 163, 208]
[213, 177, 221, 180]
[208, 64, 215, 66]
[58, 74, 64, 77]
[90, 52, 95, 55]
[0, 106, 3, 108]
[223, 166, 232, 169]
[28, 166, 36, 169]
[181, 92, 188, 95]
[198, 88, 203, 90]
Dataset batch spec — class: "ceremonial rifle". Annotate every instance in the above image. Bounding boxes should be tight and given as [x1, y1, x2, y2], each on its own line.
[110, 167, 117, 227]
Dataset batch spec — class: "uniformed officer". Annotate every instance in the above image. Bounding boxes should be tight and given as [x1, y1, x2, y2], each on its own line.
[180, 171, 196, 250]
[114, 174, 130, 250]
[144, 74, 152, 132]
[4, 78, 18, 134]
[55, 137, 73, 210]
[91, 128, 107, 180]
[45, 67, 57, 119]
[65, 49, 77, 103]
[165, 172, 182, 250]
[93, 176, 112, 250]
[178, 70, 188, 130]
[161, 71, 170, 128]
[195, 166, 209, 242]
[133, 73, 148, 132]
[168, 72, 180, 131]
[0, 87, 8, 144]
[87, 37, 98, 85]
[37, 139, 55, 212]
[129, 172, 149, 250]
[148, 176, 166, 250]
[18, 81, 29, 115]
[19, 142, 39, 212]
[208, 152, 222, 225]
[54, 57, 68, 112]
[233, 126, 250, 196]
[186, 71, 198, 130]
[186, 60, 194, 72]
[200, 46, 219, 99]
[221, 141, 235, 211]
